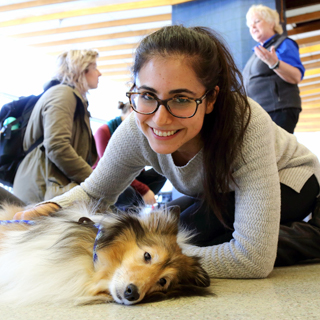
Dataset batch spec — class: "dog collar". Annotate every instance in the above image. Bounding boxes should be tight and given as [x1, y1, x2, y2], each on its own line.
[0, 218, 102, 264]
[77, 217, 103, 263]
[93, 223, 103, 263]
[0, 220, 36, 226]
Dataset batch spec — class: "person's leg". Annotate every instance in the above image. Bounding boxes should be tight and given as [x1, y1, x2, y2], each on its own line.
[268, 108, 300, 134]
[168, 193, 235, 246]
[276, 175, 320, 266]
[280, 174, 319, 223]
[0, 187, 26, 207]
[136, 169, 167, 195]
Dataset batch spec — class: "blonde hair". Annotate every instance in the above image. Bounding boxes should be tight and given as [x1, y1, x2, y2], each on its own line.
[246, 4, 283, 34]
[54, 49, 99, 98]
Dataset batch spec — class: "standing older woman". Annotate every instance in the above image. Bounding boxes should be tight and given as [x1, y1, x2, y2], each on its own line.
[13, 50, 100, 204]
[243, 4, 304, 133]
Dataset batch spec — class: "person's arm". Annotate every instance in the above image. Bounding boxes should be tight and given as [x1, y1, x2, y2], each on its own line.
[131, 179, 149, 195]
[254, 45, 301, 84]
[181, 100, 281, 279]
[94, 125, 111, 159]
[42, 86, 93, 183]
[14, 202, 60, 220]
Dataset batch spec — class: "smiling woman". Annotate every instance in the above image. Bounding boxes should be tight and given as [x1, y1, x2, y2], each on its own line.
[8, 25, 320, 281]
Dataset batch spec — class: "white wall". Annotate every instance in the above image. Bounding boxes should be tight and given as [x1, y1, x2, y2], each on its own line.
[0, 34, 129, 133]
[295, 131, 320, 162]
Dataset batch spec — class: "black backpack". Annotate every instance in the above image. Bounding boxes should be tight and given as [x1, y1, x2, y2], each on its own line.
[0, 81, 60, 187]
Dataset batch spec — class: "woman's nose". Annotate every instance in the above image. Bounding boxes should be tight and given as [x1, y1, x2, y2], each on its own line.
[152, 104, 172, 126]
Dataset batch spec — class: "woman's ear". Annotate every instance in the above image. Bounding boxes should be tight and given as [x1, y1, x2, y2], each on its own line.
[205, 86, 219, 114]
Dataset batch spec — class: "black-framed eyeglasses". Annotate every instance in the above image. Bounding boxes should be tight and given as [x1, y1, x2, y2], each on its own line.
[126, 85, 209, 119]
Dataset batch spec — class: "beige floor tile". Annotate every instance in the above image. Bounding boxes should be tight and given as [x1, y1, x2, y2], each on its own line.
[1, 262, 319, 320]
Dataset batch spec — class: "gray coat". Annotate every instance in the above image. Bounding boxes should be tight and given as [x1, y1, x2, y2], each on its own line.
[13, 84, 97, 204]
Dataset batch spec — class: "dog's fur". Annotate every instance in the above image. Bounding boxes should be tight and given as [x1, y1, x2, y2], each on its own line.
[0, 203, 210, 305]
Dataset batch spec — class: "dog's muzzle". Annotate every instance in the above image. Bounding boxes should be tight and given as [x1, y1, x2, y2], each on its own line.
[124, 284, 140, 302]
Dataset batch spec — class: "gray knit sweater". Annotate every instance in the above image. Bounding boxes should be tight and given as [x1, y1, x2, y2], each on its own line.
[51, 98, 320, 279]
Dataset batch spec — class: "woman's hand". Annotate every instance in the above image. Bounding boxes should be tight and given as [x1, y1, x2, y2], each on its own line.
[142, 189, 157, 205]
[254, 45, 278, 67]
[254, 45, 301, 84]
[13, 203, 61, 220]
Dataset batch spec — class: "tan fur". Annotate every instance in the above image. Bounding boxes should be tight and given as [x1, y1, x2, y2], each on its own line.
[0, 202, 211, 305]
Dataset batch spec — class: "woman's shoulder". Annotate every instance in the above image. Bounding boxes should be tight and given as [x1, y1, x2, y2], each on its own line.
[41, 84, 81, 106]
[242, 98, 276, 139]
[112, 113, 150, 147]
[278, 37, 299, 53]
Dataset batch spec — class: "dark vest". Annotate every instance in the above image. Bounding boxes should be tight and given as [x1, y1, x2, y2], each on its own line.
[242, 34, 301, 113]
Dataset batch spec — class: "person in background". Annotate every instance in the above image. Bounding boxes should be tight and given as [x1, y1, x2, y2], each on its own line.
[12, 25, 320, 279]
[93, 101, 166, 208]
[13, 49, 100, 204]
[243, 4, 304, 133]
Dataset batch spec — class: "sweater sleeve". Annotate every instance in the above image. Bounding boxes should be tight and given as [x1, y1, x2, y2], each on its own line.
[42, 86, 93, 184]
[182, 100, 281, 279]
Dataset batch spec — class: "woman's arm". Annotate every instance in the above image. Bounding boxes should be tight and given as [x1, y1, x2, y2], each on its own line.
[94, 125, 111, 159]
[182, 100, 281, 279]
[254, 45, 302, 84]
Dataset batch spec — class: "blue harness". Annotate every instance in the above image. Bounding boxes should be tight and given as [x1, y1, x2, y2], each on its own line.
[0, 220, 36, 226]
[0, 219, 102, 263]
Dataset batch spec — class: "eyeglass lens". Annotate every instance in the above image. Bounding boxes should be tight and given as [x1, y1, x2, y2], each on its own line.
[130, 93, 197, 118]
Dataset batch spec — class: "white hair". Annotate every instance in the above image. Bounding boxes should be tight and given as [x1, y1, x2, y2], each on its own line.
[246, 4, 283, 34]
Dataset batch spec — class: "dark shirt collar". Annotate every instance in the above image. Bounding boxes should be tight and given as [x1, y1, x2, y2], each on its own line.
[252, 34, 277, 51]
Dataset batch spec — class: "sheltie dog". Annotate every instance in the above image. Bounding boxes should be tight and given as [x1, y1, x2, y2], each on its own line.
[0, 202, 210, 305]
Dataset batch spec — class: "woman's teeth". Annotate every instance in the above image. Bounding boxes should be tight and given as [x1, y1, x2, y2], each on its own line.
[153, 129, 177, 137]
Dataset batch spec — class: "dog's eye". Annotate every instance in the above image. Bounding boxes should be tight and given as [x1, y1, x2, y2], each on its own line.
[144, 252, 151, 262]
[159, 278, 167, 287]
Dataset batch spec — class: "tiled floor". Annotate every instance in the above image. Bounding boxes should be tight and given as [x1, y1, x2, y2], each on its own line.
[1, 262, 319, 320]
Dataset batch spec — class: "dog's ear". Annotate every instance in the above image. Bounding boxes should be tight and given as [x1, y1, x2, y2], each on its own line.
[179, 256, 210, 287]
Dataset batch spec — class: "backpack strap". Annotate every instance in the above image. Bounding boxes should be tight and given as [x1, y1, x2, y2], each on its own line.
[26, 135, 43, 156]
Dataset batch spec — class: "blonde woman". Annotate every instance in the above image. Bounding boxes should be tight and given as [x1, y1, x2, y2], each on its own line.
[243, 4, 304, 133]
[13, 49, 101, 203]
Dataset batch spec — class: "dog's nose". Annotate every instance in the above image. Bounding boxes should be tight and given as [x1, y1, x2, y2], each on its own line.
[124, 284, 140, 301]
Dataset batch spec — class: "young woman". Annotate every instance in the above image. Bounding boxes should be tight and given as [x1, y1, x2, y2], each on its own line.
[13, 49, 101, 203]
[13, 26, 320, 279]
